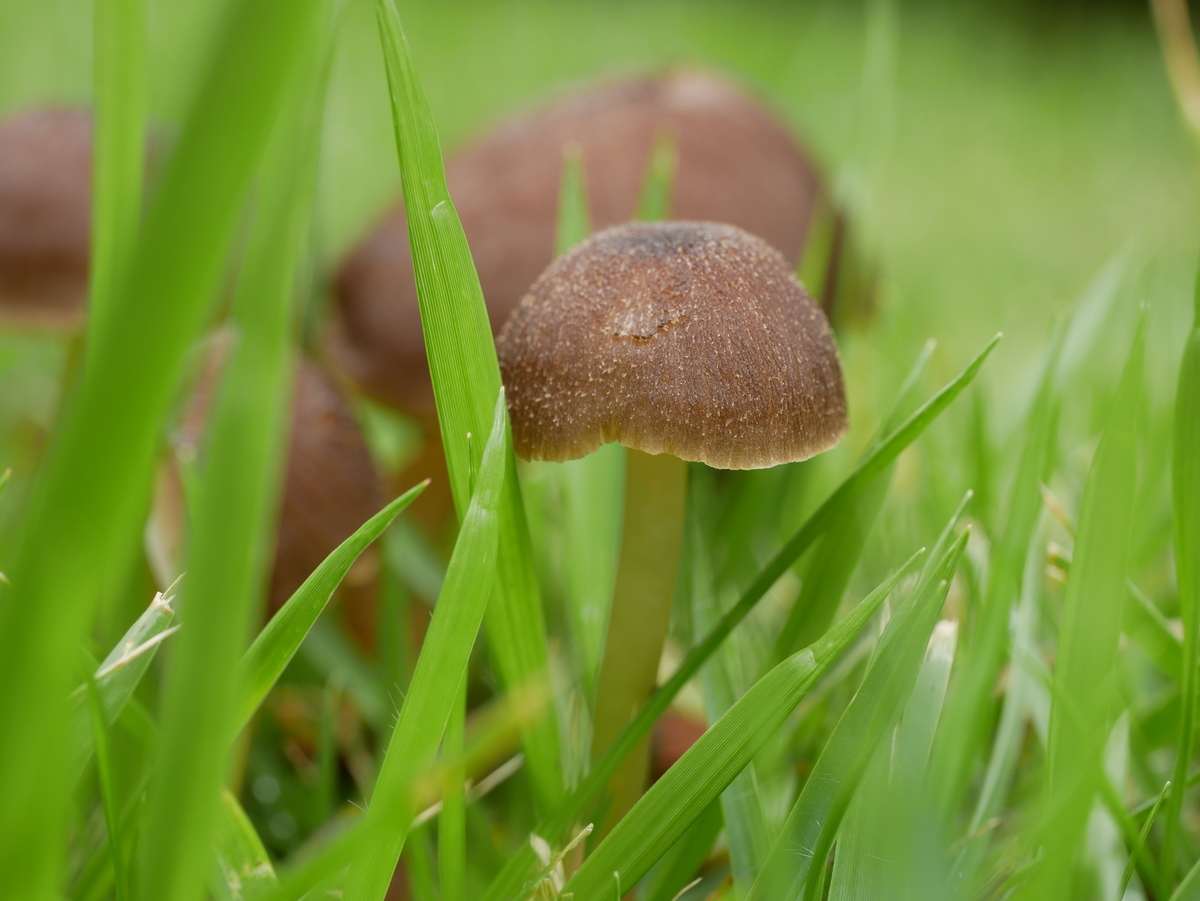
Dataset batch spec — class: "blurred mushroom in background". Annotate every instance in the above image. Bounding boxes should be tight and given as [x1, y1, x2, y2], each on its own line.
[327, 69, 870, 537]
[0, 108, 94, 331]
[148, 334, 385, 649]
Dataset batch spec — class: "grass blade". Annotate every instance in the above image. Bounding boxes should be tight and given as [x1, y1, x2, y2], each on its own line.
[749, 514, 969, 901]
[0, 0, 328, 891]
[85, 676, 130, 901]
[1014, 320, 1144, 900]
[1165, 269, 1200, 886]
[235, 481, 427, 730]
[342, 392, 508, 901]
[86, 0, 144, 343]
[211, 789, 282, 901]
[481, 336, 998, 901]
[634, 127, 678, 222]
[439, 682, 466, 901]
[561, 552, 926, 901]
[372, 0, 562, 809]
[1121, 780, 1171, 901]
[67, 582, 177, 781]
[142, 16, 331, 899]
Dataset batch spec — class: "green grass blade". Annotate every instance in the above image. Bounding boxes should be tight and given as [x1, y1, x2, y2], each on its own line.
[1174, 857, 1200, 901]
[829, 620, 957, 901]
[481, 336, 997, 901]
[372, 0, 562, 809]
[0, 0, 327, 892]
[211, 789, 282, 901]
[342, 392, 508, 901]
[67, 582, 177, 781]
[1121, 780, 1171, 901]
[1165, 270, 1200, 886]
[552, 145, 623, 705]
[1126, 581, 1182, 680]
[772, 338, 935, 661]
[142, 16, 331, 900]
[85, 676, 130, 901]
[640, 800, 723, 901]
[689, 473, 770, 894]
[749, 519, 969, 901]
[556, 144, 591, 255]
[439, 682, 466, 901]
[236, 482, 426, 730]
[86, 0, 145, 342]
[634, 127, 678, 222]
[561, 552, 925, 901]
[929, 327, 1062, 819]
[1014, 321, 1144, 900]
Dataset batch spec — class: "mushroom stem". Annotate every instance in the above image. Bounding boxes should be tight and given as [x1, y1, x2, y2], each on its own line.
[590, 448, 689, 835]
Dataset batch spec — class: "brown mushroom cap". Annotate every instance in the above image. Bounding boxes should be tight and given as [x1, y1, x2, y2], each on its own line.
[0, 108, 93, 330]
[496, 222, 847, 470]
[329, 70, 825, 414]
[159, 341, 384, 628]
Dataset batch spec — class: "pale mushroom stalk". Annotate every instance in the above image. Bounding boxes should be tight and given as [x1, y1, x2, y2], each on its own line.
[589, 449, 688, 832]
[498, 221, 848, 833]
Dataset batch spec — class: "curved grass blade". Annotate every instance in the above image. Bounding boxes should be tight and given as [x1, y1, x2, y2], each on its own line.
[373, 0, 562, 809]
[211, 789, 281, 901]
[1165, 270, 1200, 886]
[142, 15, 333, 899]
[67, 583, 177, 781]
[561, 552, 926, 901]
[772, 338, 935, 662]
[236, 481, 427, 730]
[1013, 321, 1144, 901]
[481, 336, 999, 901]
[342, 393, 508, 901]
[749, 515, 969, 901]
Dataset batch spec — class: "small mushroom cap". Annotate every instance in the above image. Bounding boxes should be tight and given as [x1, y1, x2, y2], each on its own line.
[329, 70, 826, 413]
[497, 222, 847, 470]
[0, 108, 93, 330]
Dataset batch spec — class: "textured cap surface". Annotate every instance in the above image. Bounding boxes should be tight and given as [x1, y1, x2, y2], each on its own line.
[497, 222, 847, 469]
[0, 108, 93, 329]
[329, 70, 825, 413]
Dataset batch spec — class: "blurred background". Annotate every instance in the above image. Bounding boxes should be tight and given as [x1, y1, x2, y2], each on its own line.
[0, 0, 1197, 872]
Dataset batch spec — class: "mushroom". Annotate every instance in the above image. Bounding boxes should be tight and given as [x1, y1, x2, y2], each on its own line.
[497, 220, 847, 826]
[0, 108, 93, 330]
[329, 70, 833, 416]
[148, 338, 385, 648]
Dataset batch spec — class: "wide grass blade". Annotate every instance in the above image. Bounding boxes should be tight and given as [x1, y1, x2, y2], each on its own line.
[86, 0, 144, 344]
[481, 336, 999, 901]
[236, 481, 427, 730]
[749, 510, 969, 901]
[561, 552, 926, 901]
[342, 393, 508, 901]
[373, 0, 562, 809]
[211, 789, 282, 901]
[0, 0, 328, 892]
[142, 14, 331, 899]
[66, 582, 177, 781]
[640, 801, 723, 901]
[1013, 321, 1144, 900]
[1165, 269, 1200, 885]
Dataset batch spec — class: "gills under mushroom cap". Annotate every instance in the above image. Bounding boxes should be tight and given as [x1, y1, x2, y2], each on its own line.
[497, 221, 847, 470]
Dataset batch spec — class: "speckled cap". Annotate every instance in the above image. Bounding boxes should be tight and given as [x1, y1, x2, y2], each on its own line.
[497, 221, 847, 470]
[0, 108, 93, 330]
